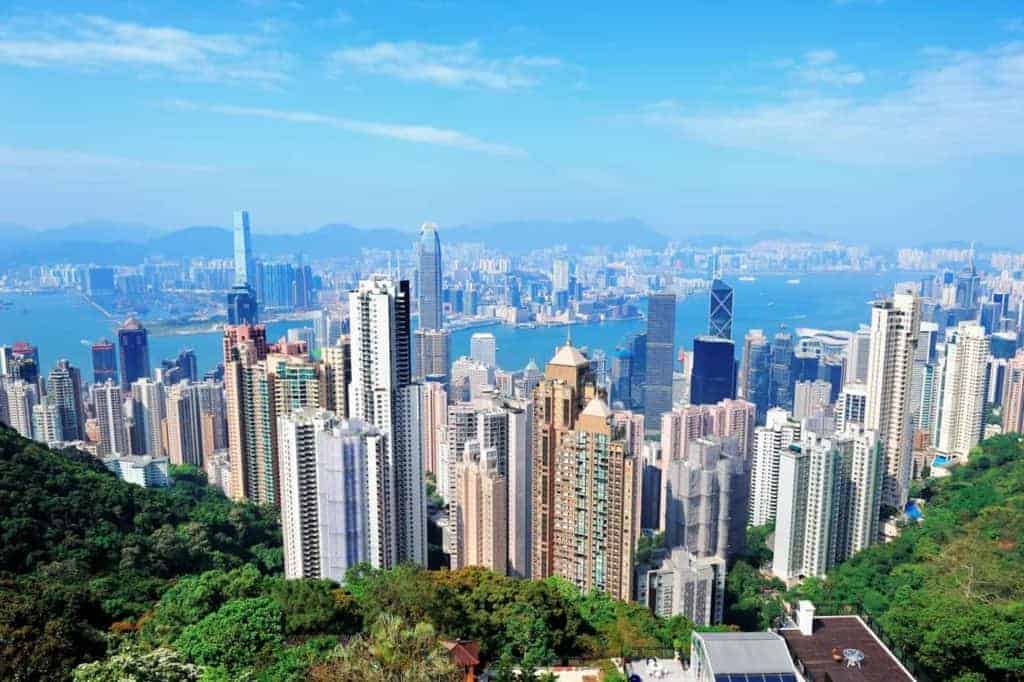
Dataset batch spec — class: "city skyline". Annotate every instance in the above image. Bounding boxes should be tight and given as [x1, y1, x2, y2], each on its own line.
[2, 3, 1024, 242]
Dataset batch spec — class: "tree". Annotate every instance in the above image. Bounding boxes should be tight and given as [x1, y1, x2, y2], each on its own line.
[174, 597, 284, 674]
[310, 614, 460, 682]
[73, 647, 201, 682]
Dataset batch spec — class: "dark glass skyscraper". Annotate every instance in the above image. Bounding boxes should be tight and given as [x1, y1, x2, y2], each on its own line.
[117, 318, 151, 392]
[91, 338, 118, 385]
[743, 333, 771, 422]
[690, 335, 736, 405]
[769, 329, 795, 411]
[416, 222, 443, 331]
[227, 286, 259, 325]
[708, 278, 734, 340]
[644, 293, 676, 434]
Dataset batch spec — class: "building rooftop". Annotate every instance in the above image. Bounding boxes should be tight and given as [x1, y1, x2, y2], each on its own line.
[550, 342, 588, 367]
[581, 397, 612, 419]
[779, 616, 915, 682]
[698, 632, 798, 676]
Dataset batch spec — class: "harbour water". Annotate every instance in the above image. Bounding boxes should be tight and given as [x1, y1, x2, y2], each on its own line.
[0, 272, 914, 376]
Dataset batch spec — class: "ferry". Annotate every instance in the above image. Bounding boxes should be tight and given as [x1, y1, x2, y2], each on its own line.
[738, 276, 756, 282]
[786, 278, 801, 285]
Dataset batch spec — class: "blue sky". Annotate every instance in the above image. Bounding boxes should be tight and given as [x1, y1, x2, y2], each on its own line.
[1, 1, 1023, 244]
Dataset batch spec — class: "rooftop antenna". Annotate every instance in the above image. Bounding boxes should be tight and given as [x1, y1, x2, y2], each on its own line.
[566, 325, 573, 346]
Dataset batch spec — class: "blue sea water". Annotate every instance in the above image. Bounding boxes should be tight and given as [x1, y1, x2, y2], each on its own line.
[0, 272, 914, 376]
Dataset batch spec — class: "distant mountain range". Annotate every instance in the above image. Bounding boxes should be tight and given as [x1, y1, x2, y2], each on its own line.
[1, 218, 669, 265]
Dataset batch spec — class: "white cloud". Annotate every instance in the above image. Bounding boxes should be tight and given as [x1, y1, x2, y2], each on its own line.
[792, 49, 865, 85]
[0, 14, 289, 84]
[328, 40, 561, 89]
[0, 145, 217, 173]
[170, 100, 526, 157]
[639, 42, 1024, 164]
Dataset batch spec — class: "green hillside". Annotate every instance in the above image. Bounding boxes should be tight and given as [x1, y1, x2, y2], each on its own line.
[793, 434, 1024, 681]
[0, 426, 707, 681]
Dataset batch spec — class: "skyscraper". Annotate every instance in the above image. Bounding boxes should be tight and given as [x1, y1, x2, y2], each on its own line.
[32, 398, 63, 447]
[772, 426, 882, 580]
[865, 292, 921, 508]
[1002, 350, 1024, 435]
[769, 329, 795, 411]
[644, 293, 676, 435]
[91, 338, 118, 385]
[132, 378, 166, 457]
[117, 318, 151, 392]
[470, 332, 497, 368]
[663, 437, 749, 561]
[741, 329, 771, 422]
[793, 380, 832, 420]
[165, 380, 204, 467]
[845, 327, 871, 384]
[46, 359, 84, 442]
[322, 337, 352, 419]
[531, 339, 598, 578]
[348, 277, 426, 567]
[4, 379, 37, 439]
[933, 322, 989, 458]
[414, 328, 451, 385]
[228, 210, 259, 325]
[455, 442, 508, 574]
[416, 222, 443, 331]
[835, 383, 868, 432]
[708, 278, 734, 340]
[91, 379, 128, 457]
[223, 324, 275, 504]
[690, 336, 736, 406]
[278, 408, 373, 581]
[233, 209, 255, 287]
[749, 408, 802, 527]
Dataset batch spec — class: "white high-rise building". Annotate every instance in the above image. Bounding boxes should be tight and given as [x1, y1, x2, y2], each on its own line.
[470, 333, 498, 368]
[92, 379, 128, 456]
[934, 322, 989, 458]
[865, 292, 921, 508]
[835, 383, 868, 432]
[132, 378, 166, 458]
[32, 398, 63, 446]
[348, 276, 426, 567]
[4, 379, 37, 439]
[748, 408, 802, 527]
[278, 408, 375, 581]
[773, 426, 882, 580]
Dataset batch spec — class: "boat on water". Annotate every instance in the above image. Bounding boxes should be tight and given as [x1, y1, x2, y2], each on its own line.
[738, 276, 756, 282]
[786, 278, 801, 284]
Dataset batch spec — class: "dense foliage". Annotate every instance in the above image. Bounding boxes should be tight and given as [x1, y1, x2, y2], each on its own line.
[792, 434, 1024, 681]
[0, 426, 709, 680]
[0, 427, 280, 680]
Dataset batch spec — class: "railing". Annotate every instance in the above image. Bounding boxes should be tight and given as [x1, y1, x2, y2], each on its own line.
[784, 600, 932, 682]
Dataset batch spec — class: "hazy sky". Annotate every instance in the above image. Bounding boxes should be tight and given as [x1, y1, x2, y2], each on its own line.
[2, 1, 1023, 243]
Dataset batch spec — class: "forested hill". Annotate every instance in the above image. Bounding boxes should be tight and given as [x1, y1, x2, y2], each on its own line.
[0, 425, 282, 679]
[793, 434, 1024, 681]
[0, 426, 709, 681]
